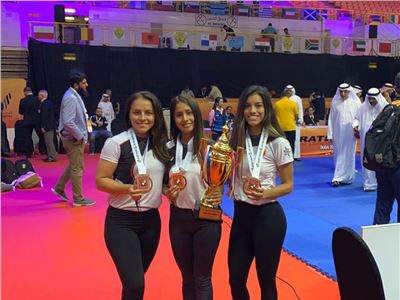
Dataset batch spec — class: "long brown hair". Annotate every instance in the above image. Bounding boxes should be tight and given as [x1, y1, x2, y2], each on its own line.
[230, 85, 284, 150]
[125, 91, 170, 163]
[169, 95, 203, 155]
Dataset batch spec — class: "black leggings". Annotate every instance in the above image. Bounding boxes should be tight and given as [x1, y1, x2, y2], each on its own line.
[228, 201, 287, 300]
[104, 206, 161, 300]
[284, 130, 296, 155]
[169, 205, 222, 300]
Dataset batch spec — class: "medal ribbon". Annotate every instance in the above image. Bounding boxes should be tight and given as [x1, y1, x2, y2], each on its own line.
[245, 128, 268, 178]
[128, 128, 149, 175]
[172, 135, 193, 173]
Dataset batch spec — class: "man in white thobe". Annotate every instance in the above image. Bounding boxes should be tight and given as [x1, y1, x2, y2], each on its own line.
[328, 83, 362, 187]
[353, 88, 387, 191]
[286, 85, 304, 161]
[97, 93, 115, 131]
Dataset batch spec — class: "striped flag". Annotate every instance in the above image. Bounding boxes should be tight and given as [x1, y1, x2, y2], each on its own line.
[338, 10, 352, 20]
[200, 34, 218, 47]
[238, 5, 249, 16]
[378, 42, 392, 54]
[353, 40, 366, 52]
[320, 9, 329, 20]
[209, 3, 226, 15]
[141, 32, 160, 46]
[304, 39, 320, 52]
[389, 15, 400, 24]
[282, 8, 297, 19]
[258, 6, 272, 18]
[255, 37, 270, 49]
[303, 9, 318, 21]
[79, 28, 94, 41]
[33, 26, 54, 39]
[369, 15, 382, 24]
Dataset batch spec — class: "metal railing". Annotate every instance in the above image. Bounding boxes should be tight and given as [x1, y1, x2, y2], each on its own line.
[28, 21, 399, 57]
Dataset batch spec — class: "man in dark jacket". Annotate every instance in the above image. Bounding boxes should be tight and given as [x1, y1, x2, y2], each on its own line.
[39, 89, 57, 162]
[18, 86, 44, 157]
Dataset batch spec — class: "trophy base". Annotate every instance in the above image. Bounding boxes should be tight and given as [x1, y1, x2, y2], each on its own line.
[198, 206, 222, 221]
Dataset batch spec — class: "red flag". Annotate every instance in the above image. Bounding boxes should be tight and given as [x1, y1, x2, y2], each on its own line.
[142, 32, 160, 46]
[378, 42, 391, 54]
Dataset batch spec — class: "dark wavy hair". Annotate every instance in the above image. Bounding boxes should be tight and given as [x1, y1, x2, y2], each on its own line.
[230, 85, 284, 150]
[169, 95, 203, 155]
[125, 91, 170, 163]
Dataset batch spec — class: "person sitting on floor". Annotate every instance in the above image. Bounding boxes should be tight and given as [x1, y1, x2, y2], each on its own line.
[89, 107, 112, 154]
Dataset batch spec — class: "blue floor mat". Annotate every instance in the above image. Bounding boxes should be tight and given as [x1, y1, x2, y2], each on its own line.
[221, 156, 398, 279]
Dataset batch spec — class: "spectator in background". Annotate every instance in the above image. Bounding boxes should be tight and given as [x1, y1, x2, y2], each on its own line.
[208, 85, 223, 102]
[327, 83, 361, 187]
[380, 83, 394, 103]
[180, 85, 195, 99]
[262, 23, 277, 53]
[38, 89, 57, 162]
[98, 93, 115, 131]
[222, 24, 236, 42]
[208, 97, 226, 141]
[224, 105, 235, 130]
[283, 28, 290, 37]
[197, 85, 209, 98]
[274, 89, 298, 155]
[309, 90, 326, 122]
[89, 107, 113, 155]
[304, 106, 318, 126]
[353, 85, 363, 100]
[106, 89, 120, 118]
[282, 28, 292, 54]
[18, 86, 45, 158]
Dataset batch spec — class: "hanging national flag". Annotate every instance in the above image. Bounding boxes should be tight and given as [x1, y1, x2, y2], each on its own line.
[258, 6, 272, 18]
[282, 8, 297, 19]
[142, 32, 160, 46]
[229, 36, 244, 49]
[200, 34, 218, 47]
[254, 37, 270, 49]
[33, 26, 54, 39]
[282, 36, 294, 52]
[304, 39, 320, 51]
[378, 42, 392, 54]
[303, 9, 318, 21]
[338, 10, 352, 20]
[330, 38, 342, 55]
[353, 40, 366, 52]
[80, 28, 94, 41]
[172, 32, 189, 49]
[369, 15, 382, 24]
[209, 3, 226, 15]
[113, 27, 125, 41]
[238, 5, 249, 16]
[184, 1, 199, 13]
[389, 15, 400, 24]
[320, 9, 329, 20]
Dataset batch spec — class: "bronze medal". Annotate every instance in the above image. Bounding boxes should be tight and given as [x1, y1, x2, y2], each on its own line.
[169, 172, 187, 190]
[243, 177, 261, 194]
[134, 174, 153, 193]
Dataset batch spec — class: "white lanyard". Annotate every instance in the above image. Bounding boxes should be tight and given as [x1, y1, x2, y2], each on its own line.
[128, 128, 149, 175]
[172, 135, 193, 173]
[245, 128, 268, 178]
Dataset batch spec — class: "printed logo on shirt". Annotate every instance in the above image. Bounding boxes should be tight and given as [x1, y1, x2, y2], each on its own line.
[283, 147, 292, 157]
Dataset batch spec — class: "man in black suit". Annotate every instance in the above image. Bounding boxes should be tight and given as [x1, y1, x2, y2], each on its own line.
[18, 86, 44, 157]
[304, 106, 319, 126]
[39, 89, 57, 162]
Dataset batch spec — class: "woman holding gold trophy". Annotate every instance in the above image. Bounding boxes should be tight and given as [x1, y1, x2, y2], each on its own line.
[164, 95, 222, 300]
[96, 91, 170, 300]
[228, 85, 294, 300]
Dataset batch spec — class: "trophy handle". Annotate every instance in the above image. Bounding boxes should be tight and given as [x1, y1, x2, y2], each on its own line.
[198, 138, 209, 167]
[236, 146, 244, 177]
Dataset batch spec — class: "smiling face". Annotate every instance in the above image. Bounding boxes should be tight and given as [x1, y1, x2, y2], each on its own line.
[174, 102, 195, 138]
[129, 97, 155, 138]
[244, 93, 265, 134]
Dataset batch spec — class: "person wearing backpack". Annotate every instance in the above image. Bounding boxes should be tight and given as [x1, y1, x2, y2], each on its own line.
[372, 74, 400, 224]
[353, 88, 387, 191]
[51, 70, 95, 207]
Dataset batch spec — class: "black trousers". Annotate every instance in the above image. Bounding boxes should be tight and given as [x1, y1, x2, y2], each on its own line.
[104, 206, 161, 300]
[23, 124, 46, 154]
[373, 168, 400, 224]
[169, 205, 221, 300]
[228, 201, 287, 300]
[284, 130, 296, 155]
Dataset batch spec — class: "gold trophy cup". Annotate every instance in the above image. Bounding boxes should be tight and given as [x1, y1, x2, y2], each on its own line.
[198, 125, 233, 221]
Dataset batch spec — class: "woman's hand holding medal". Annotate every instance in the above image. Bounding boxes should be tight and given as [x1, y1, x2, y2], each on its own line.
[163, 184, 181, 204]
[129, 184, 144, 202]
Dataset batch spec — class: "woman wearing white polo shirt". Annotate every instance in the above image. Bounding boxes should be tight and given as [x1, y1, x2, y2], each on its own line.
[96, 91, 170, 300]
[228, 85, 294, 300]
[164, 95, 221, 300]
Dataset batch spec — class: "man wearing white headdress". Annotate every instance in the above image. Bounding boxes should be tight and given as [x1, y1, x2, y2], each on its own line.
[285, 85, 303, 161]
[380, 82, 394, 104]
[353, 88, 388, 191]
[352, 85, 363, 100]
[328, 83, 362, 187]
[97, 93, 115, 131]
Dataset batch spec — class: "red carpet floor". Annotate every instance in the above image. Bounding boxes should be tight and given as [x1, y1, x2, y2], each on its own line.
[1, 154, 340, 299]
